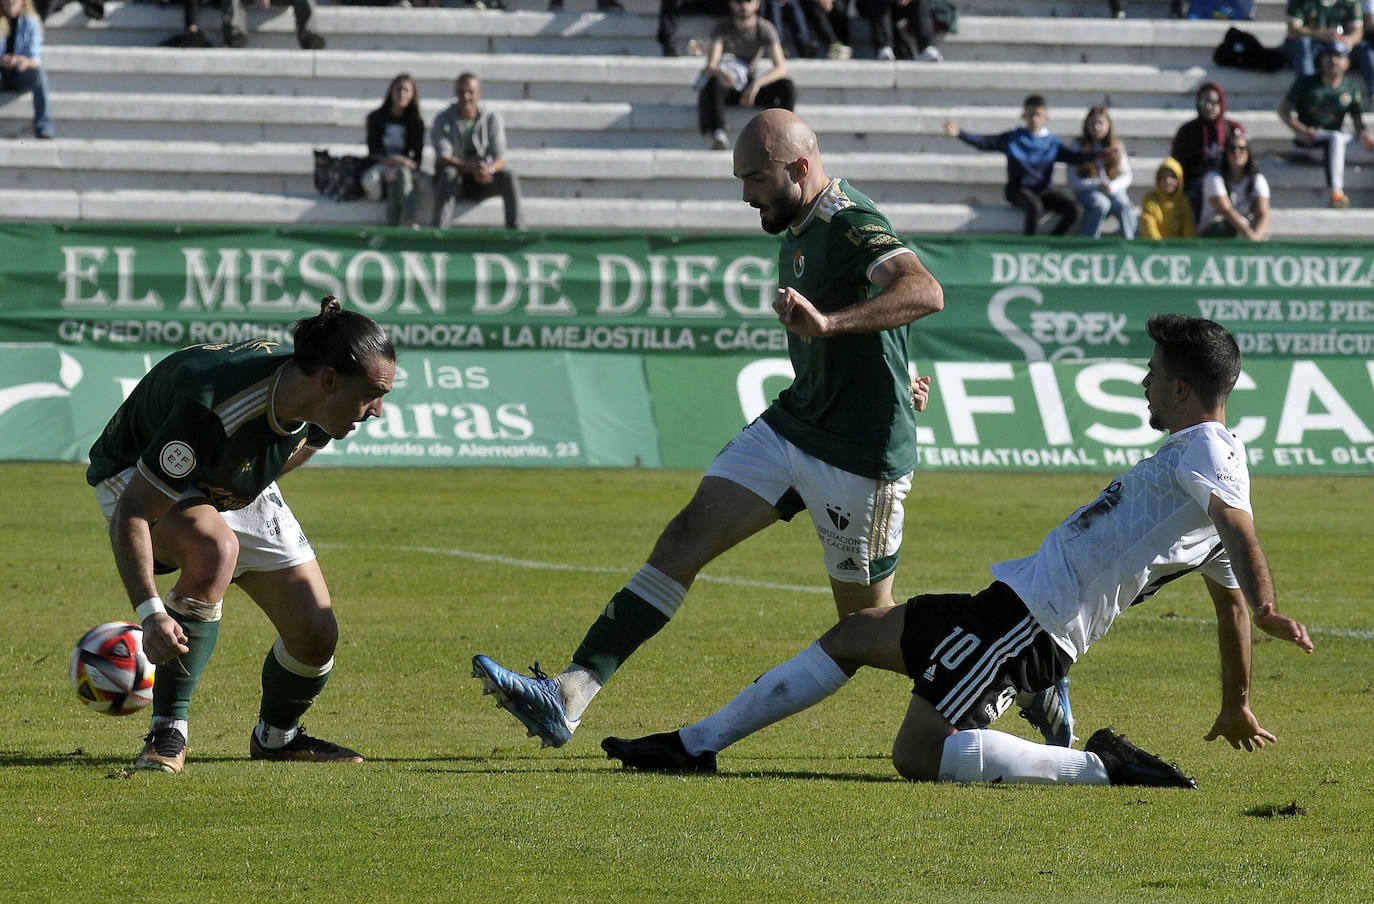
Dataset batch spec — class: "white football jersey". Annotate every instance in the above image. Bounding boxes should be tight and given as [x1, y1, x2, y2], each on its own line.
[990, 421, 1250, 660]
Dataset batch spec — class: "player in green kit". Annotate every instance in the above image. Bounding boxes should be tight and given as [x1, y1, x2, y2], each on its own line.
[87, 297, 396, 773]
[473, 109, 974, 749]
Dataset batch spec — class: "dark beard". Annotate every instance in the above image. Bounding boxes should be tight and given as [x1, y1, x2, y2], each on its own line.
[758, 190, 803, 234]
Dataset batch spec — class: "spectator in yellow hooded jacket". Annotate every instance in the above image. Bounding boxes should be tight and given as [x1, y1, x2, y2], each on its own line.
[1139, 157, 1195, 239]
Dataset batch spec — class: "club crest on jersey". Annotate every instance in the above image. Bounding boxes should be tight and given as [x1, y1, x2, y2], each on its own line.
[793, 250, 805, 278]
[159, 441, 196, 477]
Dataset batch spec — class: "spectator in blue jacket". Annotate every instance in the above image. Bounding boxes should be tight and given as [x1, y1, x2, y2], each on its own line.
[0, 0, 53, 139]
[944, 95, 1106, 235]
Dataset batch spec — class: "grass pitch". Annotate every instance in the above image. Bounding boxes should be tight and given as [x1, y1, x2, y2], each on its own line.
[1, 463, 1370, 903]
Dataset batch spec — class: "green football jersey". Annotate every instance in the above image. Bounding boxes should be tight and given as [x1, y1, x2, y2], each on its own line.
[1287, 73, 1364, 131]
[87, 341, 331, 511]
[760, 178, 919, 480]
[1285, 0, 1361, 32]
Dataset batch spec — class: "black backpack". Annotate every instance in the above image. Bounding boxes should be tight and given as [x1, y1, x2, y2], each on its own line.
[312, 149, 368, 202]
[1213, 26, 1286, 72]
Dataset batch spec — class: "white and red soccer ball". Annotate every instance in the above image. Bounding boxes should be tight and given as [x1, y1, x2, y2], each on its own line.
[69, 622, 155, 716]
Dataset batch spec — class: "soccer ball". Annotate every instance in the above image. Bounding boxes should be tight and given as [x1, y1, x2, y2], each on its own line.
[69, 621, 155, 716]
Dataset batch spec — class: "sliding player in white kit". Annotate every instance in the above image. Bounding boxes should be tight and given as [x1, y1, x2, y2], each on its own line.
[603, 313, 1314, 787]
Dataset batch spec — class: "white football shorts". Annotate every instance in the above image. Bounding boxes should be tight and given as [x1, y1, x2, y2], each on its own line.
[94, 467, 316, 579]
[706, 419, 911, 585]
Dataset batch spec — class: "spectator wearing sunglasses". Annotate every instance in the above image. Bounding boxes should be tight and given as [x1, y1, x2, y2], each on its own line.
[1170, 82, 1245, 217]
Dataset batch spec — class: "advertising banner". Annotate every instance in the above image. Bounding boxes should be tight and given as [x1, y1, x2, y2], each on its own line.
[2, 224, 1371, 474]
[915, 236, 1374, 363]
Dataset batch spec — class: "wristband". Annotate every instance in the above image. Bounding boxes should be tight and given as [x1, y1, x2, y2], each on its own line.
[135, 597, 167, 622]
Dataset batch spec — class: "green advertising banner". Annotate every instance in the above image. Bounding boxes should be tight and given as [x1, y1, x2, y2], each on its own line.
[0, 344, 663, 469]
[2, 224, 1371, 474]
[4, 224, 1373, 362]
[915, 237, 1374, 363]
[0, 223, 785, 356]
[2, 344, 1372, 474]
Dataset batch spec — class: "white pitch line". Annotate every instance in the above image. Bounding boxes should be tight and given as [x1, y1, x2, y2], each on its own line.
[341, 542, 832, 595]
[324, 541, 1372, 641]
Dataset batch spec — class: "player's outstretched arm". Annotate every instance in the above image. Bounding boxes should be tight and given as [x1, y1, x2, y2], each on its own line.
[1203, 702, 1274, 752]
[1208, 495, 1313, 654]
[1254, 607, 1313, 651]
[1201, 496, 1313, 751]
[1202, 574, 1274, 752]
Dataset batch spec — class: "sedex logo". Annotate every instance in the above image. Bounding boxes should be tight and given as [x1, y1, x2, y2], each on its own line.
[987, 286, 1129, 361]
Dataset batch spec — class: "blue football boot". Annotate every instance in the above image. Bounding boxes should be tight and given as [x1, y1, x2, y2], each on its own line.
[471, 654, 579, 748]
[1017, 675, 1076, 747]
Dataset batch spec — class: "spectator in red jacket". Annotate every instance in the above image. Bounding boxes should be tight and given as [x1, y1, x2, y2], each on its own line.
[1170, 81, 1245, 217]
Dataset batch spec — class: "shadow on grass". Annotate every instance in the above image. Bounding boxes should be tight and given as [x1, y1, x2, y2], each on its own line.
[0, 750, 276, 768]
[396, 751, 903, 784]
[0, 750, 903, 784]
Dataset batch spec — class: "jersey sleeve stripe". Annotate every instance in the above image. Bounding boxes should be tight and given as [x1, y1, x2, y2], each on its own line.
[135, 458, 185, 501]
[865, 247, 915, 282]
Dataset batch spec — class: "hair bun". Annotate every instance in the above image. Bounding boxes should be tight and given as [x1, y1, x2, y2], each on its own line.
[319, 295, 342, 316]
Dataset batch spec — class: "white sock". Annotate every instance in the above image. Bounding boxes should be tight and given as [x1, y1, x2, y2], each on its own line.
[151, 716, 190, 744]
[938, 729, 1109, 785]
[679, 641, 849, 756]
[255, 721, 300, 750]
[557, 664, 601, 723]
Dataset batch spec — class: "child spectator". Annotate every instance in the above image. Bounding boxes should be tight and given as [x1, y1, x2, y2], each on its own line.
[1170, 82, 1244, 218]
[362, 74, 425, 228]
[944, 95, 1106, 236]
[1197, 129, 1270, 240]
[697, 0, 795, 151]
[1277, 40, 1374, 208]
[0, 0, 53, 139]
[1139, 157, 1195, 239]
[1068, 105, 1136, 238]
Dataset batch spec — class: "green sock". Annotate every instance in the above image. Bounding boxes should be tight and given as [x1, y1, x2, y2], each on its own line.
[151, 614, 219, 721]
[258, 639, 331, 732]
[570, 588, 672, 685]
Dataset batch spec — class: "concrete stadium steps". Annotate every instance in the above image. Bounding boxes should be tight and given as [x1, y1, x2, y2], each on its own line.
[4, 136, 1367, 208]
[35, 43, 1297, 110]
[0, 89, 1314, 155]
[5, 184, 1366, 236]
[43, 3, 1288, 66]
[11, 0, 1364, 235]
[439, 0, 1290, 19]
